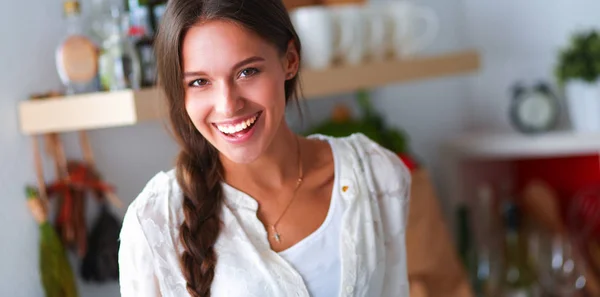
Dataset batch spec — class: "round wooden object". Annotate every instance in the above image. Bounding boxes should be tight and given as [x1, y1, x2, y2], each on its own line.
[57, 35, 98, 83]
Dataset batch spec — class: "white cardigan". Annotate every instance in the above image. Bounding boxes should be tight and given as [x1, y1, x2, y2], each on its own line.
[118, 133, 411, 297]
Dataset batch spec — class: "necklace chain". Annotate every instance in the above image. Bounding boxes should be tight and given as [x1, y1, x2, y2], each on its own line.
[270, 136, 303, 243]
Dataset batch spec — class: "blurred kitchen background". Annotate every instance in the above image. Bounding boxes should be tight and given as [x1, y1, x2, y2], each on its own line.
[2, 0, 600, 296]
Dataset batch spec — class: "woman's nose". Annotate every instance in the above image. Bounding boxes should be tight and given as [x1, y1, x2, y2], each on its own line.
[214, 82, 244, 117]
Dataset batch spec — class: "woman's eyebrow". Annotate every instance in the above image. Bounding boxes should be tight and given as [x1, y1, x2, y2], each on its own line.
[183, 56, 265, 78]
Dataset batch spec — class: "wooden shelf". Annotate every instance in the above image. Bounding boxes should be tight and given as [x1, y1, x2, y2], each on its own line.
[19, 88, 164, 135]
[301, 50, 479, 98]
[446, 132, 600, 160]
[19, 50, 480, 135]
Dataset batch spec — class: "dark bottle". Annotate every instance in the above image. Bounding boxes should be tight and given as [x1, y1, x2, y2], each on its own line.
[500, 201, 537, 297]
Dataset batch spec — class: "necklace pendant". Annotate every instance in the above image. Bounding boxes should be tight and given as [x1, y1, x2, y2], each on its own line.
[271, 225, 282, 243]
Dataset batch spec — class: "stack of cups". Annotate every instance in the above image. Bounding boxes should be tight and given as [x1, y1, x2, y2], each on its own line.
[290, 1, 440, 70]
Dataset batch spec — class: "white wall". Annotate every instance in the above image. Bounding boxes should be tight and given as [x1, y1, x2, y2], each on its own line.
[462, 0, 600, 132]
[1, 0, 66, 295]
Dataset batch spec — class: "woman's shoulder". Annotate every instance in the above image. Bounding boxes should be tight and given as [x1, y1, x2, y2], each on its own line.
[309, 132, 396, 154]
[124, 169, 184, 228]
[311, 133, 411, 195]
[119, 170, 184, 286]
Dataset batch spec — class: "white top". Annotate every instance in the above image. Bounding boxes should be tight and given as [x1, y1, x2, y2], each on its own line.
[118, 133, 411, 297]
[277, 153, 342, 297]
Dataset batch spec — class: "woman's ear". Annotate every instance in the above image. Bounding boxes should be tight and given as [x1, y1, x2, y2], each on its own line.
[283, 39, 300, 80]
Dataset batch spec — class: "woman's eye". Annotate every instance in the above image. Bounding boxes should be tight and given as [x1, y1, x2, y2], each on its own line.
[239, 68, 259, 78]
[189, 79, 208, 87]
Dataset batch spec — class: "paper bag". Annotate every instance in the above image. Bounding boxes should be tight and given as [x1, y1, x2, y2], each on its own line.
[407, 169, 474, 297]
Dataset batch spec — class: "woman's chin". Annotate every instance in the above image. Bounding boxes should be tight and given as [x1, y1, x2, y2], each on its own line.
[219, 147, 262, 165]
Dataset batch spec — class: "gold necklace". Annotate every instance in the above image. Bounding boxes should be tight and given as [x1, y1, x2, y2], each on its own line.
[270, 137, 303, 243]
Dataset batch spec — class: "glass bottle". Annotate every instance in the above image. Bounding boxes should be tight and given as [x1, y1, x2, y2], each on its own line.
[56, 0, 99, 95]
[129, 0, 167, 36]
[98, 6, 142, 91]
[130, 28, 156, 88]
[500, 200, 537, 297]
[127, 0, 157, 88]
[473, 183, 503, 297]
[457, 203, 491, 297]
[127, 0, 153, 37]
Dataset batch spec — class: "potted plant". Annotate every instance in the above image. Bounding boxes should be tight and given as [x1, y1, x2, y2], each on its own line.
[305, 90, 419, 171]
[555, 30, 600, 132]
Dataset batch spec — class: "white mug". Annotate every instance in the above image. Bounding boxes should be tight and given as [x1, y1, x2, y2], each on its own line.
[386, 1, 439, 57]
[363, 4, 390, 61]
[330, 4, 367, 65]
[290, 6, 335, 70]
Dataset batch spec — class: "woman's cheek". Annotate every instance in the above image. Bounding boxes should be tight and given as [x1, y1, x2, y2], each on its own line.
[185, 94, 211, 124]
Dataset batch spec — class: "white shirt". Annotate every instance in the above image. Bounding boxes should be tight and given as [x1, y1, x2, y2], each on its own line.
[278, 149, 342, 297]
[118, 133, 411, 297]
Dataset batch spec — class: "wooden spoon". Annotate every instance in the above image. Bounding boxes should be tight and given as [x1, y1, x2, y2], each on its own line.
[522, 180, 566, 234]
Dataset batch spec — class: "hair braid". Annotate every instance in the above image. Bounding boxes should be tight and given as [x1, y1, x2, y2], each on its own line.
[176, 144, 223, 297]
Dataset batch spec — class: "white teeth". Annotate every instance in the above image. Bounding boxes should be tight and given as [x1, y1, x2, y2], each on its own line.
[216, 114, 258, 134]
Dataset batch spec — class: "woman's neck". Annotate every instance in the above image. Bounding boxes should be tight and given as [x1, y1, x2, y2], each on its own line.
[220, 123, 301, 191]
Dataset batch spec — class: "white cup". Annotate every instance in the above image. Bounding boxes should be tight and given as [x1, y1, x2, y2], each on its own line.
[385, 1, 439, 57]
[363, 4, 390, 61]
[330, 4, 368, 65]
[290, 6, 335, 70]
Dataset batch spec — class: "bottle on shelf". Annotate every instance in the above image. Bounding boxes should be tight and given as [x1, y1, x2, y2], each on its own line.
[472, 183, 503, 297]
[457, 203, 491, 297]
[129, 27, 156, 88]
[125, 0, 161, 87]
[128, 0, 167, 36]
[459, 182, 502, 297]
[56, 0, 100, 95]
[500, 199, 538, 297]
[98, 5, 142, 91]
[89, 0, 115, 44]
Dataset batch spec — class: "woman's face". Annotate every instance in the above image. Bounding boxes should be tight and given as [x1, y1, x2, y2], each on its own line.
[182, 20, 298, 164]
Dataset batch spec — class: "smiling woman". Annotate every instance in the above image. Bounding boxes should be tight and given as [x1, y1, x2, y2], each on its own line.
[117, 1, 412, 297]
[181, 19, 295, 164]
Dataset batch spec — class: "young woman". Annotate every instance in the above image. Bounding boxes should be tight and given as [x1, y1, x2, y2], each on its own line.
[118, 0, 411, 296]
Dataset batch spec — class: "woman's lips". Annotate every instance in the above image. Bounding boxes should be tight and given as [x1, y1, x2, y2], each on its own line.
[213, 112, 260, 135]
[213, 111, 262, 143]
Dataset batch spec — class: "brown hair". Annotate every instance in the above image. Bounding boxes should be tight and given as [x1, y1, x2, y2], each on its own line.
[154, 0, 302, 296]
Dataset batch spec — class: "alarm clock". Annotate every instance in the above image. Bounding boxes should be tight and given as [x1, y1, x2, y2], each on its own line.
[509, 82, 560, 134]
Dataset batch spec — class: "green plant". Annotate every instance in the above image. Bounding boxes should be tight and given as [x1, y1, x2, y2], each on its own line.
[555, 30, 600, 84]
[305, 90, 409, 154]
